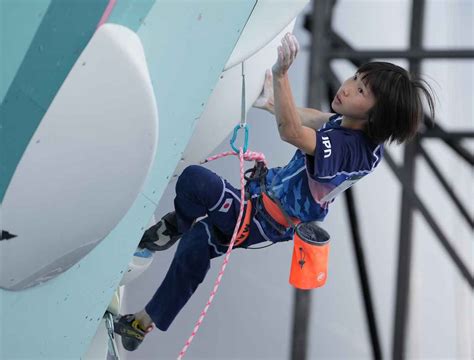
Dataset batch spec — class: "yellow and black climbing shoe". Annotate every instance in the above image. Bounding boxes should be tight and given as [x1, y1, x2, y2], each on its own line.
[114, 314, 149, 351]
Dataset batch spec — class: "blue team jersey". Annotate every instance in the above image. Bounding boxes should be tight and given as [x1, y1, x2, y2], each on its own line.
[249, 115, 383, 228]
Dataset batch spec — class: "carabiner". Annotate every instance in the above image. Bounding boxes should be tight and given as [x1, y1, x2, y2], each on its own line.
[230, 123, 249, 153]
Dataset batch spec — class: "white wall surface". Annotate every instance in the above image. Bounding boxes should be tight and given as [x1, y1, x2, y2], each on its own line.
[124, 1, 473, 359]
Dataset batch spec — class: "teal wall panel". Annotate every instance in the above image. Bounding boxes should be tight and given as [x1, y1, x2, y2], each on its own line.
[107, 0, 155, 32]
[0, 0, 108, 203]
[0, 0, 51, 103]
[1, 1, 256, 358]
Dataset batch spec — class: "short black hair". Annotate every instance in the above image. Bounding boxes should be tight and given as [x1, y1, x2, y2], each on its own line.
[357, 62, 435, 144]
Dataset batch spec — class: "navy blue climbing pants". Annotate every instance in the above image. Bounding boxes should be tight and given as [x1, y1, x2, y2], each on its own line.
[144, 165, 276, 331]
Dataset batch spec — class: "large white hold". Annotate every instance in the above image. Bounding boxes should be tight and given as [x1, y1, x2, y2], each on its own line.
[0, 24, 158, 290]
[224, 0, 308, 70]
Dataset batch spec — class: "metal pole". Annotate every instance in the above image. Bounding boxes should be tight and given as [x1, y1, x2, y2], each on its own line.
[420, 129, 474, 140]
[392, 2, 425, 358]
[344, 188, 383, 359]
[325, 49, 474, 59]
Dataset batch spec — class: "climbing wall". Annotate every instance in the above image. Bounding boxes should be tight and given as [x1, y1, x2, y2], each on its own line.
[0, 0, 256, 358]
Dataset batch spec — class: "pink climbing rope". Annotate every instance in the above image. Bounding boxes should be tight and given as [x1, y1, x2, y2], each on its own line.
[177, 148, 266, 360]
[203, 149, 266, 165]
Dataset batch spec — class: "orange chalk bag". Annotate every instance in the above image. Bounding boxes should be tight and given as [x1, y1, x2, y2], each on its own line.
[290, 222, 330, 289]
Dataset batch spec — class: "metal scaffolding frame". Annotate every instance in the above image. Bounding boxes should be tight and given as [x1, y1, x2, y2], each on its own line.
[290, 1, 474, 359]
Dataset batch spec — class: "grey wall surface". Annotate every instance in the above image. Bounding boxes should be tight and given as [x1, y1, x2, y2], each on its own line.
[124, 1, 473, 359]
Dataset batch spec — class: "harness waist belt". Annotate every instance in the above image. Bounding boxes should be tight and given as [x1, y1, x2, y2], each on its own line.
[261, 192, 300, 228]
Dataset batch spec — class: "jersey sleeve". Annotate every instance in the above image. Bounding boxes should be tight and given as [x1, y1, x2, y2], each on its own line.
[318, 113, 342, 130]
[306, 129, 352, 182]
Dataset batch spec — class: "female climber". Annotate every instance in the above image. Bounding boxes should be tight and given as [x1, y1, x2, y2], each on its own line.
[113, 33, 435, 351]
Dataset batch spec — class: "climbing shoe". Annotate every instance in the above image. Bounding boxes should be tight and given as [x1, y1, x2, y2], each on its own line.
[139, 212, 182, 252]
[114, 314, 151, 351]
